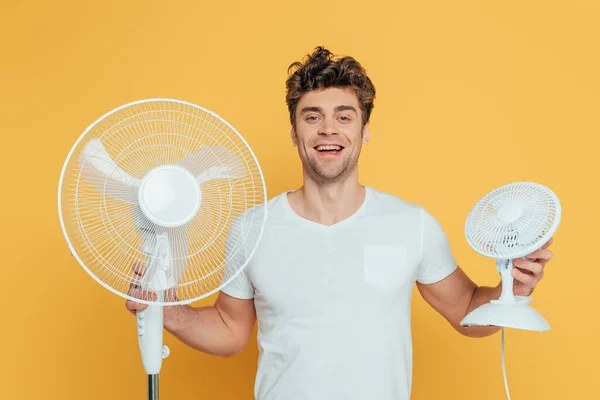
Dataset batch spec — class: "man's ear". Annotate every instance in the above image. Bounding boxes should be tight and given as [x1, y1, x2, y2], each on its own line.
[291, 127, 298, 147]
[362, 123, 371, 145]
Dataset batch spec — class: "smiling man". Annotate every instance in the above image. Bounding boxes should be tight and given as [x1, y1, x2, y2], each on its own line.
[126, 46, 554, 400]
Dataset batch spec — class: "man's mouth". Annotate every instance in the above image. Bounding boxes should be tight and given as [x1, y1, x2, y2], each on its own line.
[314, 144, 344, 153]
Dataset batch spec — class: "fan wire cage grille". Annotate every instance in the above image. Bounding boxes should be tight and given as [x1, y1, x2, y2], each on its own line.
[59, 99, 267, 305]
[465, 182, 560, 259]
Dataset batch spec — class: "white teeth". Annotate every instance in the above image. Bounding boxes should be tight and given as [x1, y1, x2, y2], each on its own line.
[316, 145, 342, 151]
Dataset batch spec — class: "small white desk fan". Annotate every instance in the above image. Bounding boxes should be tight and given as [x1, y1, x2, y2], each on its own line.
[460, 181, 561, 399]
[57, 98, 268, 400]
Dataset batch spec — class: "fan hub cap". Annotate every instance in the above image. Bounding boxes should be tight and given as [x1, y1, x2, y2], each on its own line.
[497, 204, 524, 224]
[138, 165, 201, 228]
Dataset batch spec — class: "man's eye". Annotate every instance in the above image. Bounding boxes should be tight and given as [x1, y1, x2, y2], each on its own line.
[339, 116, 351, 121]
[306, 116, 318, 121]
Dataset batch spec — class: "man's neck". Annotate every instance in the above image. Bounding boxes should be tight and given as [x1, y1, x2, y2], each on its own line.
[287, 175, 366, 226]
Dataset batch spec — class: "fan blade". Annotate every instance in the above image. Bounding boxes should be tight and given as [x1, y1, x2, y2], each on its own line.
[178, 146, 246, 184]
[79, 138, 141, 203]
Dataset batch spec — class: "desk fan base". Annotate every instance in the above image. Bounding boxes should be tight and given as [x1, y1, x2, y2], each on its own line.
[460, 296, 550, 331]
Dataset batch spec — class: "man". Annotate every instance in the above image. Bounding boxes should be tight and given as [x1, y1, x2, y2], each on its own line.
[126, 46, 554, 399]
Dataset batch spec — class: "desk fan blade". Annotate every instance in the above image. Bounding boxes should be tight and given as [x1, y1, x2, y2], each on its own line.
[79, 138, 141, 203]
[178, 146, 246, 184]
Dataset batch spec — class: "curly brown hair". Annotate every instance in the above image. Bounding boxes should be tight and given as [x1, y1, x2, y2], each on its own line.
[285, 46, 376, 127]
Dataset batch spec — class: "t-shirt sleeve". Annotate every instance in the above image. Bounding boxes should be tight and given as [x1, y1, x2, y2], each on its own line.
[219, 216, 256, 299]
[417, 207, 458, 284]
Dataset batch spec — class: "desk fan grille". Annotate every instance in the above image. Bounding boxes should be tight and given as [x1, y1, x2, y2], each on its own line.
[465, 182, 560, 259]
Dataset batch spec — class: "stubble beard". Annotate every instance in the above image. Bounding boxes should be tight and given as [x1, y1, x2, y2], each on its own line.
[304, 146, 361, 184]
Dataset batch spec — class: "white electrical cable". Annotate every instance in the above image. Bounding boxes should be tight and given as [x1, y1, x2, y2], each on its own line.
[501, 327, 511, 400]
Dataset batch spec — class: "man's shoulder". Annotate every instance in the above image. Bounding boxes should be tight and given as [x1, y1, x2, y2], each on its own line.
[232, 190, 288, 219]
[253, 190, 294, 225]
[264, 190, 290, 215]
[366, 185, 423, 215]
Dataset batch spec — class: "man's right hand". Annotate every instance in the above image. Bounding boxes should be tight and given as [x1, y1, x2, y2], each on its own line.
[123, 261, 257, 357]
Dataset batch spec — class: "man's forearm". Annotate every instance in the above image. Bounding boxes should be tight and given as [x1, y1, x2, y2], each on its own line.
[162, 305, 243, 357]
[459, 283, 503, 338]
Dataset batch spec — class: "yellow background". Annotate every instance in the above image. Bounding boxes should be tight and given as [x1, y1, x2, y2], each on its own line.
[1, 0, 598, 399]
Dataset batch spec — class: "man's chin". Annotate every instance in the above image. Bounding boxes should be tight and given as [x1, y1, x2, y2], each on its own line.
[311, 166, 351, 182]
[304, 156, 356, 181]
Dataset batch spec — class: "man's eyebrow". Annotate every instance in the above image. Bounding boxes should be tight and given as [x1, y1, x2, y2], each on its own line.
[300, 105, 357, 114]
[334, 105, 357, 113]
[300, 106, 323, 114]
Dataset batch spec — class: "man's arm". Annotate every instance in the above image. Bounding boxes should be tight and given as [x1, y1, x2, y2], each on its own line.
[163, 292, 256, 357]
[417, 240, 553, 338]
[126, 286, 257, 357]
[416, 267, 502, 338]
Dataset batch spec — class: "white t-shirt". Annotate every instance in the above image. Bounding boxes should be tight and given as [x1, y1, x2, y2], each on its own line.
[221, 185, 457, 400]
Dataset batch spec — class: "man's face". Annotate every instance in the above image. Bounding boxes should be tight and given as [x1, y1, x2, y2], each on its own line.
[291, 87, 370, 182]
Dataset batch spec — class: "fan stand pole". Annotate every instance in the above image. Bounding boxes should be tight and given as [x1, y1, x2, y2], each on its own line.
[497, 259, 515, 302]
[149, 374, 159, 400]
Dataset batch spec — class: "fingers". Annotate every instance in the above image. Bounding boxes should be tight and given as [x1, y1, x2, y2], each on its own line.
[126, 262, 153, 315]
[125, 298, 148, 314]
[541, 237, 554, 250]
[128, 262, 146, 291]
[511, 238, 554, 295]
[525, 248, 553, 263]
[164, 288, 181, 303]
[513, 258, 544, 275]
[132, 262, 146, 277]
[124, 262, 180, 314]
[512, 258, 544, 293]
[513, 268, 540, 290]
[512, 266, 543, 288]
[128, 287, 157, 300]
[125, 288, 158, 314]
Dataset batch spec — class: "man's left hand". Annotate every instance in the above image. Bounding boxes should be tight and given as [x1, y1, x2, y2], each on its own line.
[511, 238, 554, 296]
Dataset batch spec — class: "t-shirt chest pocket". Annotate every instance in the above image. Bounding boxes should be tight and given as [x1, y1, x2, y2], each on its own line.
[363, 245, 411, 289]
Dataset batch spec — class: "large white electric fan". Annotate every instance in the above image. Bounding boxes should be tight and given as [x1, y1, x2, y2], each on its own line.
[460, 181, 561, 399]
[58, 98, 268, 400]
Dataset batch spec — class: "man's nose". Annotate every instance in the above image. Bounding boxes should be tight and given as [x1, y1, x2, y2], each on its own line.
[319, 119, 337, 135]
